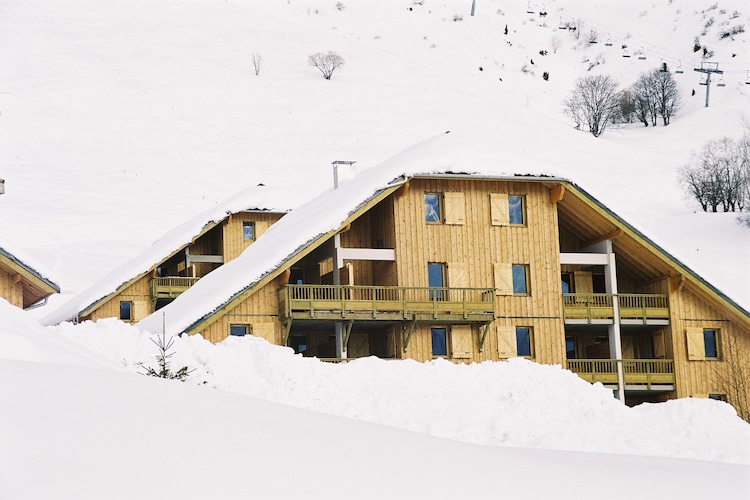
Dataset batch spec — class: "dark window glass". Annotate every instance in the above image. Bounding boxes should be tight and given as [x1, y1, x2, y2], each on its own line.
[565, 337, 576, 359]
[119, 301, 132, 321]
[508, 196, 524, 225]
[424, 193, 441, 223]
[230, 325, 248, 336]
[290, 335, 308, 356]
[709, 394, 727, 402]
[431, 327, 447, 356]
[428, 263, 445, 300]
[516, 327, 532, 357]
[243, 221, 255, 241]
[703, 329, 719, 358]
[512, 265, 528, 294]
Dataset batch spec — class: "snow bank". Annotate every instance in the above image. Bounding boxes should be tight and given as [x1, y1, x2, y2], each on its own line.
[53, 319, 750, 465]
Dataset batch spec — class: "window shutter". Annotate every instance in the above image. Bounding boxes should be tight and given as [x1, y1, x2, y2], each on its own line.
[444, 192, 465, 225]
[574, 271, 593, 294]
[490, 193, 509, 226]
[685, 327, 706, 360]
[255, 221, 269, 238]
[253, 322, 275, 343]
[451, 325, 473, 359]
[448, 262, 466, 288]
[494, 263, 513, 296]
[133, 301, 149, 321]
[348, 333, 370, 358]
[496, 325, 517, 359]
[652, 332, 666, 358]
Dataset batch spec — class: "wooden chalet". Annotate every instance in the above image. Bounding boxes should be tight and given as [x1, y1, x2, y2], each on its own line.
[137, 138, 750, 415]
[43, 185, 290, 326]
[0, 244, 59, 310]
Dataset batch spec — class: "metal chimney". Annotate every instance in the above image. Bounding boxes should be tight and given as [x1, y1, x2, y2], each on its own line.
[332, 161, 356, 189]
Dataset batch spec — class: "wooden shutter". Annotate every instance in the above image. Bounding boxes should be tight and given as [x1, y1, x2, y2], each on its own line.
[133, 301, 149, 321]
[451, 325, 473, 359]
[490, 193, 509, 226]
[621, 336, 634, 358]
[444, 192, 465, 225]
[253, 322, 275, 343]
[496, 325, 517, 359]
[494, 263, 513, 296]
[339, 263, 354, 286]
[448, 262, 466, 288]
[348, 334, 370, 358]
[685, 327, 705, 360]
[574, 271, 593, 294]
[255, 221, 269, 238]
[652, 332, 666, 358]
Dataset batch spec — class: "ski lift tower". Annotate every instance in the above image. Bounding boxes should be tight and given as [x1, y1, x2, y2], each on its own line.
[694, 62, 723, 107]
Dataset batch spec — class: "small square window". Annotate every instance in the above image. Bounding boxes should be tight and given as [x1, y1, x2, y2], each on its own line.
[512, 265, 529, 294]
[119, 301, 132, 321]
[431, 327, 447, 357]
[516, 327, 533, 357]
[424, 193, 442, 223]
[230, 324, 250, 337]
[508, 195, 525, 225]
[703, 329, 720, 359]
[242, 221, 256, 241]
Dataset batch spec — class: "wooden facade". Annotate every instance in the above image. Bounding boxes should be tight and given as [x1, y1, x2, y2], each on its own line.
[79, 211, 284, 323]
[172, 175, 750, 416]
[0, 248, 59, 310]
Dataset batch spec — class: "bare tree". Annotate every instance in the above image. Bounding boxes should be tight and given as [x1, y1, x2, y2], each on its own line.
[308, 51, 345, 80]
[630, 67, 681, 127]
[252, 52, 262, 76]
[715, 333, 750, 422]
[680, 137, 748, 212]
[550, 34, 562, 53]
[564, 75, 622, 137]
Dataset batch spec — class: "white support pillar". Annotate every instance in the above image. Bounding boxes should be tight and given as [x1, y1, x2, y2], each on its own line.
[332, 234, 347, 359]
[605, 251, 625, 402]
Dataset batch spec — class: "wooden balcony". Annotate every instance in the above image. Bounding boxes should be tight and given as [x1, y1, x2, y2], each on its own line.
[150, 276, 201, 299]
[278, 284, 495, 324]
[563, 293, 669, 324]
[567, 359, 675, 390]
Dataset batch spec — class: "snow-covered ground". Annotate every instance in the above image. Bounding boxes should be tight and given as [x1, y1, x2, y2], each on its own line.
[2, 0, 750, 497]
[2, 299, 750, 499]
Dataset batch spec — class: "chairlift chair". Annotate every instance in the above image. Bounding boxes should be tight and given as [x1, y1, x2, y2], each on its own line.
[717, 76, 726, 87]
[637, 47, 646, 60]
[604, 35, 613, 47]
[527, 2, 535, 14]
[675, 61, 684, 74]
[745, 70, 750, 85]
[558, 17, 567, 29]
[699, 74, 707, 86]
[622, 48, 631, 58]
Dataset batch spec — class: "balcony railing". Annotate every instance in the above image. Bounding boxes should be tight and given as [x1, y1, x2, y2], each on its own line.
[150, 276, 201, 299]
[567, 359, 675, 388]
[279, 284, 495, 323]
[562, 293, 669, 324]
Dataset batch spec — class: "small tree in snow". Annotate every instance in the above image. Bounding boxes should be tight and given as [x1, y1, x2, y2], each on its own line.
[143, 331, 191, 381]
[564, 75, 621, 137]
[308, 51, 345, 80]
[252, 52, 262, 76]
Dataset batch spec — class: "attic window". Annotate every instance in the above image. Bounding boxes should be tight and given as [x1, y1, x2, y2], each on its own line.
[243, 221, 256, 241]
[424, 193, 442, 223]
[119, 301, 132, 321]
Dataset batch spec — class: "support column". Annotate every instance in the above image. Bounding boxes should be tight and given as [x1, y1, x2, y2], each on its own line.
[333, 234, 347, 359]
[604, 250, 625, 402]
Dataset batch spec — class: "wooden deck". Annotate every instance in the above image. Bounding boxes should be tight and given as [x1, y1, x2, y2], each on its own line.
[150, 277, 201, 299]
[563, 293, 669, 324]
[567, 359, 675, 389]
[278, 284, 496, 323]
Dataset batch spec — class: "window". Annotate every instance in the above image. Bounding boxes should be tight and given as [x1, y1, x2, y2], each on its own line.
[565, 336, 577, 359]
[516, 327, 533, 357]
[512, 265, 529, 294]
[242, 221, 255, 241]
[424, 193, 442, 223]
[708, 394, 727, 402]
[508, 195, 525, 225]
[230, 324, 250, 337]
[119, 301, 132, 321]
[428, 262, 446, 300]
[703, 329, 720, 359]
[431, 327, 447, 357]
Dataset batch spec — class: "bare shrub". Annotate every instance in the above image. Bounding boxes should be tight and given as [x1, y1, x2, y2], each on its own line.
[252, 52, 262, 76]
[564, 75, 621, 137]
[679, 137, 748, 212]
[308, 51, 345, 80]
[631, 67, 681, 126]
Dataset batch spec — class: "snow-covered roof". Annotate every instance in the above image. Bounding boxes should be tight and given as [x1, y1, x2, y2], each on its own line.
[138, 131, 749, 336]
[0, 241, 60, 297]
[42, 184, 294, 325]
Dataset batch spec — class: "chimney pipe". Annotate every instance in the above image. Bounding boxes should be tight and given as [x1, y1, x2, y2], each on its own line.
[332, 161, 356, 189]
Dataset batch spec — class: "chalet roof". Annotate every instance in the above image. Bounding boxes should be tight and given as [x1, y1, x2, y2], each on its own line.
[42, 184, 294, 325]
[135, 132, 750, 337]
[0, 241, 60, 309]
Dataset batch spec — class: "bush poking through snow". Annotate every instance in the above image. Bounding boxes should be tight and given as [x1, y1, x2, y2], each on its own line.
[308, 51, 345, 80]
[143, 331, 191, 381]
[252, 52, 262, 76]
